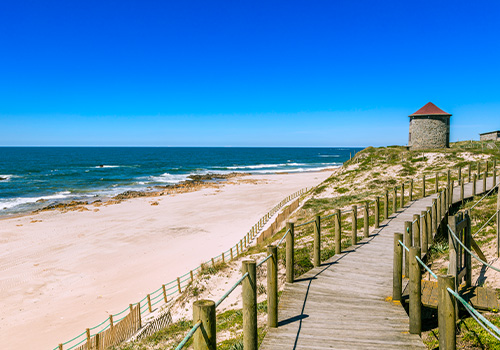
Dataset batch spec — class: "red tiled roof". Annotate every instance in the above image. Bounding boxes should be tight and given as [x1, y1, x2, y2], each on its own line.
[409, 102, 451, 116]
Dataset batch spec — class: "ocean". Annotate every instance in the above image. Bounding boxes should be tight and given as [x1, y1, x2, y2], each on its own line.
[0, 147, 361, 217]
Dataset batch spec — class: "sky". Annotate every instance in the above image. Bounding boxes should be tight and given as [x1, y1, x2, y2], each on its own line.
[0, 0, 499, 147]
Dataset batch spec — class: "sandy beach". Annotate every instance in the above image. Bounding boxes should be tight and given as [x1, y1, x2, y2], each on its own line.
[0, 170, 332, 350]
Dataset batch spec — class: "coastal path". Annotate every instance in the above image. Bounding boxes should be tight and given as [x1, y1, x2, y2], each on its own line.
[259, 175, 499, 350]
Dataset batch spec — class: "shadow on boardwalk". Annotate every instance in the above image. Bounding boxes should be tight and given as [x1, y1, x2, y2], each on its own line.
[259, 176, 498, 350]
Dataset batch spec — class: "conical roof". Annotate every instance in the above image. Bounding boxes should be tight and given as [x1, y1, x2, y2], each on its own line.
[409, 102, 451, 117]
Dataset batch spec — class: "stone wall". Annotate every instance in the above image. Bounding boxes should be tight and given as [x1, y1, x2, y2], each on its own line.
[480, 132, 500, 141]
[409, 116, 449, 149]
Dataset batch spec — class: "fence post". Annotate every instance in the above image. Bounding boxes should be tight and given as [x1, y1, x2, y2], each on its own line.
[442, 190, 447, 217]
[465, 211, 472, 288]
[314, 215, 321, 267]
[426, 206, 433, 244]
[335, 209, 341, 254]
[242, 259, 257, 350]
[392, 187, 397, 213]
[59, 345, 63, 350]
[497, 193, 500, 258]
[363, 201, 369, 238]
[404, 221, 412, 277]
[483, 172, 487, 193]
[177, 277, 181, 293]
[95, 333, 100, 350]
[410, 179, 414, 201]
[458, 167, 462, 186]
[422, 175, 426, 197]
[472, 174, 477, 196]
[447, 169, 451, 189]
[409, 246, 422, 335]
[447, 215, 458, 287]
[437, 194, 442, 232]
[374, 197, 380, 229]
[286, 222, 295, 283]
[435, 172, 439, 193]
[109, 314, 115, 343]
[438, 275, 456, 350]
[147, 294, 152, 312]
[468, 163, 472, 183]
[400, 183, 405, 208]
[460, 179, 464, 205]
[393, 233, 403, 301]
[267, 245, 278, 328]
[449, 181, 454, 207]
[193, 299, 216, 350]
[421, 211, 428, 256]
[413, 214, 421, 248]
[86, 328, 91, 350]
[432, 199, 437, 236]
[494, 168, 497, 188]
[351, 205, 357, 246]
[486, 161, 489, 177]
[384, 190, 389, 220]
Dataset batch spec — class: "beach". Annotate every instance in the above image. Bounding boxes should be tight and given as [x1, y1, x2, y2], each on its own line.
[0, 170, 333, 349]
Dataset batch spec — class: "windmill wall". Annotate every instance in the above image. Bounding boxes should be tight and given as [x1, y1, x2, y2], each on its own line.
[409, 116, 450, 149]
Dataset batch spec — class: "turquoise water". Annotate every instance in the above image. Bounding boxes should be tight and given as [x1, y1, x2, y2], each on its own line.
[0, 147, 360, 216]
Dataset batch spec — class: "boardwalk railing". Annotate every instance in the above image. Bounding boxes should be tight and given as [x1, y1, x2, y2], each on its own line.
[54, 189, 306, 350]
[177, 159, 498, 350]
[394, 168, 500, 349]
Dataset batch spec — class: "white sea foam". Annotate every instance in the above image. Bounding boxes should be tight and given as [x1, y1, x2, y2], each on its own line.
[94, 165, 121, 169]
[0, 175, 15, 181]
[149, 173, 191, 184]
[0, 191, 73, 210]
[318, 155, 340, 158]
[226, 163, 307, 170]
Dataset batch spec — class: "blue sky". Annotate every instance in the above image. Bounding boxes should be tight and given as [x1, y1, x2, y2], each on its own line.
[0, 1, 499, 146]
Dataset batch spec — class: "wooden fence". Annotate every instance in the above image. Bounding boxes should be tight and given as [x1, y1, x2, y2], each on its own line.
[256, 199, 299, 244]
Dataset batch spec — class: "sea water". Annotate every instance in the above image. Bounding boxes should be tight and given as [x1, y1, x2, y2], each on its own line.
[0, 147, 361, 217]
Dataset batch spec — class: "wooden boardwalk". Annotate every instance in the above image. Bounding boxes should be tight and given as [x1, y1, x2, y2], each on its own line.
[260, 175, 499, 350]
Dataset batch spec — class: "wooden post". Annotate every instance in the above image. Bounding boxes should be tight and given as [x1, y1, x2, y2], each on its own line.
[230, 247, 233, 260]
[447, 169, 451, 189]
[242, 260, 257, 350]
[177, 277, 181, 293]
[483, 172, 487, 193]
[211, 257, 215, 267]
[193, 299, 216, 350]
[422, 175, 426, 197]
[477, 161, 481, 176]
[313, 215, 321, 267]
[363, 201, 369, 238]
[393, 233, 403, 301]
[437, 193, 442, 229]
[109, 314, 115, 343]
[465, 211, 472, 288]
[374, 197, 380, 229]
[494, 168, 497, 188]
[335, 209, 341, 254]
[384, 190, 389, 220]
[409, 179, 413, 201]
[162, 285, 167, 303]
[409, 246, 422, 335]
[421, 211, 428, 256]
[400, 183, 405, 208]
[486, 161, 489, 177]
[86, 328, 91, 350]
[447, 215, 458, 287]
[351, 205, 357, 246]
[442, 190, 447, 218]
[413, 214, 421, 248]
[468, 164, 472, 183]
[59, 345, 63, 350]
[432, 199, 437, 236]
[435, 172, 439, 193]
[460, 179, 464, 205]
[267, 245, 278, 328]
[497, 193, 500, 258]
[392, 187, 397, 213]
[286, 222, 294, 283]
[426, 207, 432, 245]
[404, 221, 412, 277]
[472, 174, 477, 196]
[458, 166, 462, 185]
[147, 294, 152, 312]
[95, 333, 100, 350]
[222, 252, 225, 263]
[438, 275, 456, 350]
[449, 181, 454, 207]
